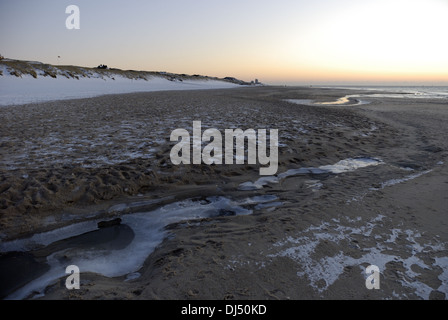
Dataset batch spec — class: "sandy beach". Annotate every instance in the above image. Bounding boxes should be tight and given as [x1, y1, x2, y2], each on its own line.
[1, 86, 447, 300]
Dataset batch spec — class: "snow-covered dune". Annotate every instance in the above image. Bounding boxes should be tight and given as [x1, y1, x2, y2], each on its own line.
[0, 59, 247, 106]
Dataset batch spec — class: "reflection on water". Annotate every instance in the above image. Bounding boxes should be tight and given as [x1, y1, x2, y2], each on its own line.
[285, 96, 368, 106]
[319, 96, 351, 105]
[286, 86, 448, 107]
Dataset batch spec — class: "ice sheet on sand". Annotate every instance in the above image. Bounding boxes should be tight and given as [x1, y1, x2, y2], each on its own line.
[238, 157, 382, 190]
[0, 220, 100, 252]
[304, 180, 323, 191]
[254, 202, 283, 210]
[238, 176, 280, 191]
[4, 195, 280, 300]
[269, 215, 448, 298]
[238, 195, 279, 205]
[371, 170, 433, 190]
[319, 157, 382, 174]
[0, 74, 241, 106]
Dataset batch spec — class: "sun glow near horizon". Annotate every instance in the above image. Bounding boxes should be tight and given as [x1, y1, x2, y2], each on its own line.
[273, 0, 448, 84]
[1, 0, 447, 85]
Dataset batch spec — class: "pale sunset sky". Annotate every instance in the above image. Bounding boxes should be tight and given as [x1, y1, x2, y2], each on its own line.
[1, 0, 447, 85]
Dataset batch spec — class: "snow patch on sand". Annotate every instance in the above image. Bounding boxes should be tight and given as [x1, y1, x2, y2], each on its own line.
[269, 215, 448, 298]
[0, 74, 241, 106]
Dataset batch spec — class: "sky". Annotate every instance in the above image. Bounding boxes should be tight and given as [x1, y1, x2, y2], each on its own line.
[1, 0, 448, 85]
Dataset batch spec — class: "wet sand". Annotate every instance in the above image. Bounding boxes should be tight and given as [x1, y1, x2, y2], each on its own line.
[1, 87, 447, 299]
